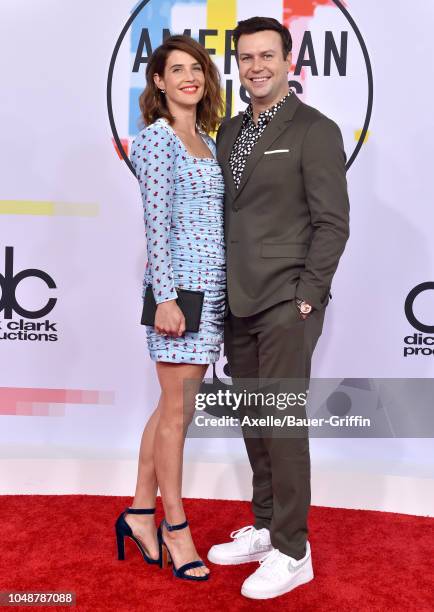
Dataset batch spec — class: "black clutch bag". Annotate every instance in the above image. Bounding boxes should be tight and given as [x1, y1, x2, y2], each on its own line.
[141, 284, 204, 333]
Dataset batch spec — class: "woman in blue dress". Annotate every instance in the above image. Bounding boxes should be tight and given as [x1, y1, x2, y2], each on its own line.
[115, 36, 225, 581]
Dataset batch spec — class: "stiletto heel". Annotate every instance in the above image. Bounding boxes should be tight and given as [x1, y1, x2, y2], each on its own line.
[116, 530, 125, 560]
[161, 542, 170, 569]
[115, 507, 161, 566]
[157, 518, 209, 581]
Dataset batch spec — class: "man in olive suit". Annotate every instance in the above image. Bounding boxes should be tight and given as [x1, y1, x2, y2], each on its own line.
[207, 17, 350, 600]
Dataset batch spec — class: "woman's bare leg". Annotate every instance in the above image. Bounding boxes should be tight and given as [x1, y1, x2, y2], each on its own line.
[154, 361, 209, 578]
[123, 397, 162, 560]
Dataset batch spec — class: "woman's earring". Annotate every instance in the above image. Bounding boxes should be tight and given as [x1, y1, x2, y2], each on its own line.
[160, 89, 166, 94]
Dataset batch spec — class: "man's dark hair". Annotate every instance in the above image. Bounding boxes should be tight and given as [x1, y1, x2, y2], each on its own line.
[233, 16, 292, 59]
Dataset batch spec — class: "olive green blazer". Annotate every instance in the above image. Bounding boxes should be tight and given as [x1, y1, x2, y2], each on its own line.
[216, 92, 350, 317]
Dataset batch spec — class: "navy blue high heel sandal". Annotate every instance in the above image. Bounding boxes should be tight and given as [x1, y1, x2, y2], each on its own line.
[157, 518, 209, 581]
[115, 507, 161, 566]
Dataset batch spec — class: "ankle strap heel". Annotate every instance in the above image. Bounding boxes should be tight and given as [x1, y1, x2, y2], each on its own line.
[158, 518, 209, 581]
[115, 507, 161, 566]
[162, 518, 189, 531]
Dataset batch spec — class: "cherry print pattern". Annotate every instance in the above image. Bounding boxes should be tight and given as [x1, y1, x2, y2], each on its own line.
[130, 118, 226, 364]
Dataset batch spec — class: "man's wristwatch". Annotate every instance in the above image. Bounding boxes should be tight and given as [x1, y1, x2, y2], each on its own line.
[295, 297, 313, 315]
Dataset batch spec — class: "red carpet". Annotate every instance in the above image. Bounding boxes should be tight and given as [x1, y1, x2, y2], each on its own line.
[0, 496, 433, 611]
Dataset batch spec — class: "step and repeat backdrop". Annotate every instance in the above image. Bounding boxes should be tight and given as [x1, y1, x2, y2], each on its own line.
[1, 0, 433, 504]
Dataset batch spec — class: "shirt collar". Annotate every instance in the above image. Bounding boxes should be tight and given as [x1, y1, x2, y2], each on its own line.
[243, 90, 292, 128]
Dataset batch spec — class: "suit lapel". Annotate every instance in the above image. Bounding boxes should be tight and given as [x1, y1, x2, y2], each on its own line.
[233, 92, 301, 201]
[217, 114, 243, 200]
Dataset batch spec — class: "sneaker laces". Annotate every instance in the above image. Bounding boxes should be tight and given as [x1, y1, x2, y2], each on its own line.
[258, 548, 280, 568]
[230, 525, 255, 540]
[256, 548, 288, 578]
[258, 547, 309, 578]
[230, 525, 256, 550]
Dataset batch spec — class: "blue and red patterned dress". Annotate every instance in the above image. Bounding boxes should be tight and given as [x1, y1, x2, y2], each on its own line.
[130, 118, 226, 364]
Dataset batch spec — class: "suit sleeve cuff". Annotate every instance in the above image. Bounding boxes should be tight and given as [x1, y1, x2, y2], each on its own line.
[295, 281, 330, 310]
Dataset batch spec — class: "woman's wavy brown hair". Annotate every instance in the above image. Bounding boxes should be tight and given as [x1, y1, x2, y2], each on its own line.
[139, 35, 224, 133]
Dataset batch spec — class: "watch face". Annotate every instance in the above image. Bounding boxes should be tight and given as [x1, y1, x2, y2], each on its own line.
[300, 303, 312, 314]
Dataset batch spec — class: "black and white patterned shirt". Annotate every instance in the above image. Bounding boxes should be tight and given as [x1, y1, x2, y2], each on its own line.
[229, 91, 292, 189]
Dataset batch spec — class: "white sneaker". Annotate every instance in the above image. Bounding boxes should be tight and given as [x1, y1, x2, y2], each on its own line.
[241, 542, 313, 599]
[207, 525, 272, 565]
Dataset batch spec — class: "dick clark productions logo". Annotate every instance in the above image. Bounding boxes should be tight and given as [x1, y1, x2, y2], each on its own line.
[0, 246, 58, 342]
[403, 282, 434, 357]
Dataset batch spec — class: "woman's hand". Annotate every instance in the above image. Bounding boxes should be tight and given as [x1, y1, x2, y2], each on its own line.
[155, 300, 186, 337]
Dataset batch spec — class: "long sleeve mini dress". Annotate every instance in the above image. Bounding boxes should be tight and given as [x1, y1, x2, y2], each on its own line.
[130, 117, 226, 364]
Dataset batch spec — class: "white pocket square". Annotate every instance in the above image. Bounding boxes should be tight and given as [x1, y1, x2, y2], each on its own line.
[264, 149, 290, 155]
